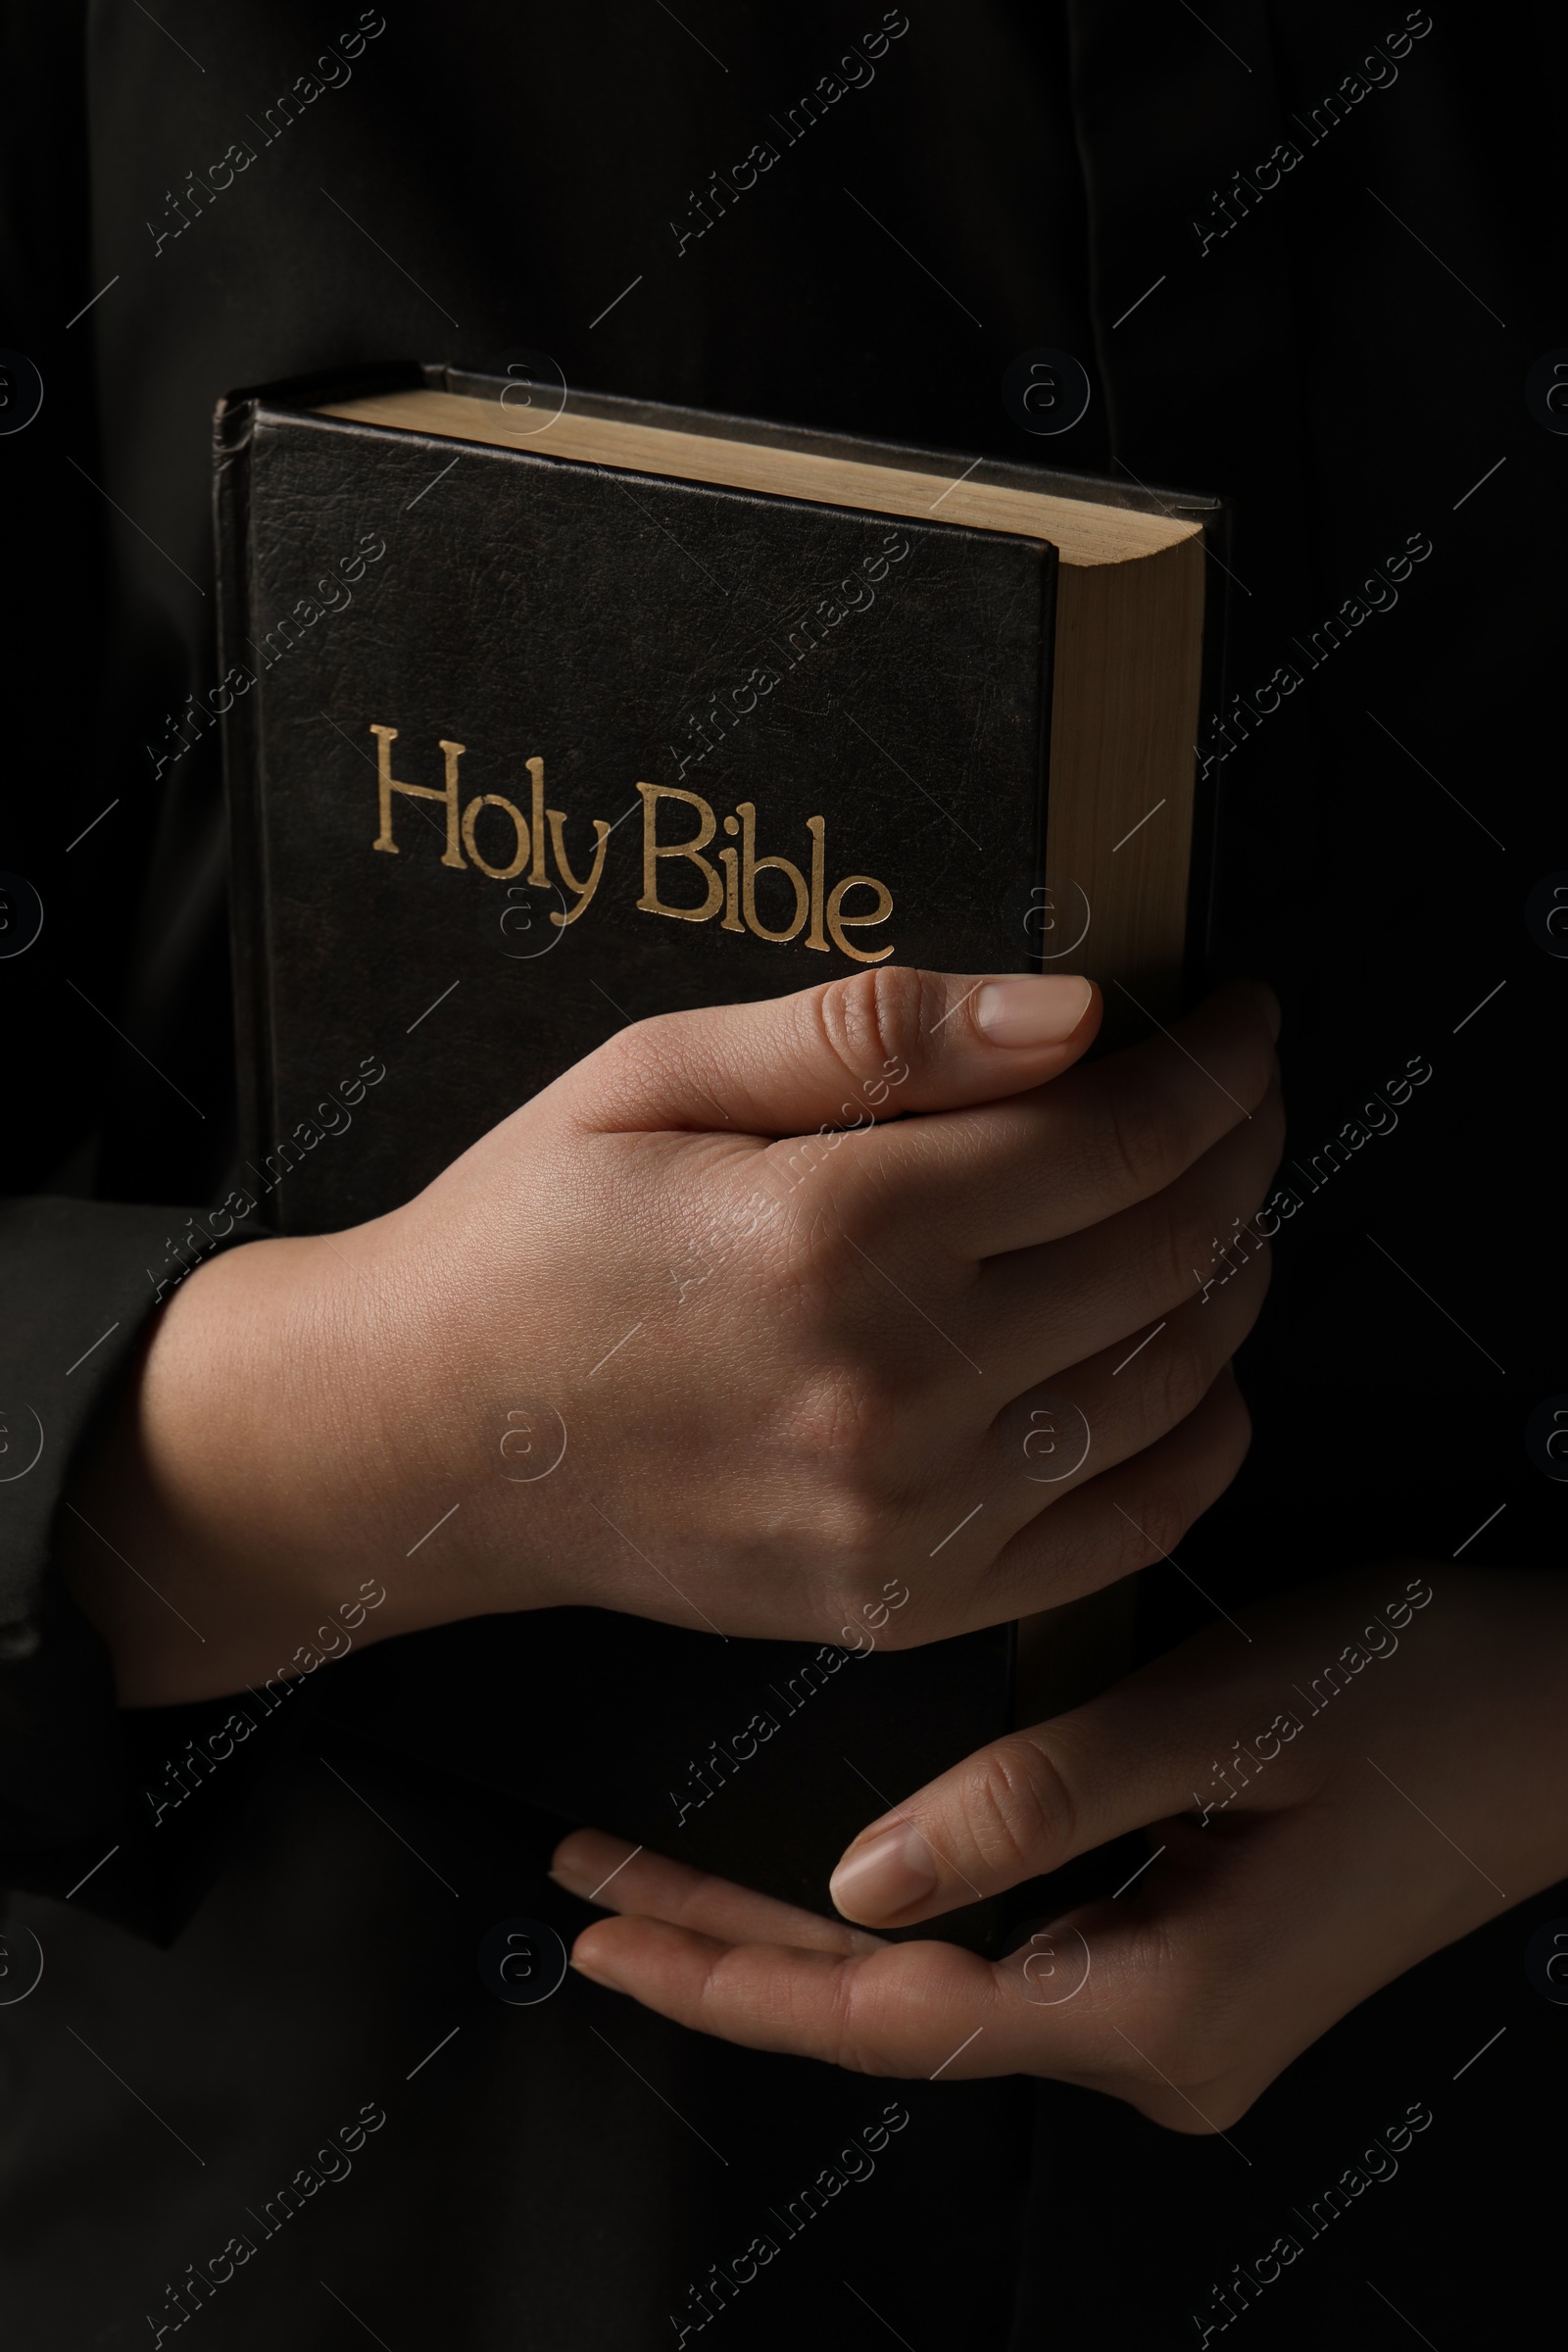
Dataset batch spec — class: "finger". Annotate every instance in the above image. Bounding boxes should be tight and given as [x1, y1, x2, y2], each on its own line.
[565, 1846, 1302, 2130]
[901, 1361, 1251, 1646]
[998, 1882, 1271, 2132]
[557, 965, 1101, 1136]
[986, 1364, 1254, 1620]
[981, 1240, 1269, 1524]
[869, 978, 1280, 1260]
[550, 1829, 881, 1954]
[832, 1401, 1259, 1919]
[971, 1080, 1284, 1393]
[567, 1913, 1043, 2078]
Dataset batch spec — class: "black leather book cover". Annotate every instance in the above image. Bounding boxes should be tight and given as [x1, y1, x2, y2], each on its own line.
[214, 366, 1219, 1949]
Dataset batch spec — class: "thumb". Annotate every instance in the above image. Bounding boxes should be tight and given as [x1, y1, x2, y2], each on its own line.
[826, 1658, 1243, 1930]
[560, 966, 1100, 1136]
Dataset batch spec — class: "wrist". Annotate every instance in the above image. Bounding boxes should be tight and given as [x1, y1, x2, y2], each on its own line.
[61, 1228, 454, 1702]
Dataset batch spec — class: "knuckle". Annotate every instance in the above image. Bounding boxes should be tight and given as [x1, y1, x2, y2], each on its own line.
[588, 1011, 670, 1106]
[1099, 1078, 1186, 1204]
[789, 1358, 904, 1463]
[1148, 1186, 1203, 1311]
[775, 1217, 965, 1390]
[960, 1734, 1075, 1875]
[772, 1200, 864, 1297]
[810, 966, 931, 1098]
[799, 1478, 898, 1580]
[775, 1366, 913, 1570]
[1107, 1376, 1252, 1580]
[1149, 1350, 1203, 1445]
[1116, 1475, 1199, 1573]
[827, 1988, 904, 2081]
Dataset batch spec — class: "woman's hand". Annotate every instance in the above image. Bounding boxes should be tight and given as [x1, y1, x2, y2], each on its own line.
[552, 1568, 1568, 2130]
[63, 965, 1280, 1703]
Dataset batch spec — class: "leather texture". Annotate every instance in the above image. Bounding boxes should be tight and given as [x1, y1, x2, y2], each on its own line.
[224, 393, 1058, 1223]
[220, 380, 1068, 1948]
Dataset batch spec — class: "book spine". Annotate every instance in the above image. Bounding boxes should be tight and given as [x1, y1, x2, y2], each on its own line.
[212, 395, 275, 1208]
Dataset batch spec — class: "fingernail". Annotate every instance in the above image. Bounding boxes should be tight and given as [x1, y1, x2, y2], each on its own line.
[975, 975, 1093, 1048]
[546, 1866, 587, 1897]
[829, 1825, 937, 1923]
[569, 1951, 627, 1991]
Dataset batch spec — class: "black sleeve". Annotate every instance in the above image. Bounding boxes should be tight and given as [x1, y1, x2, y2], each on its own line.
[1, 9, 297, 1937]
[0, 1196, 302, 1938]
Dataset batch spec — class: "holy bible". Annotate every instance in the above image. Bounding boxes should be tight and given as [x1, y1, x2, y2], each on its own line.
[213, 362, 1227, 1950]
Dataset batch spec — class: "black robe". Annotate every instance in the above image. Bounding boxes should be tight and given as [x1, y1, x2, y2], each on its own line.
[1, 4, 1560, 2344]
